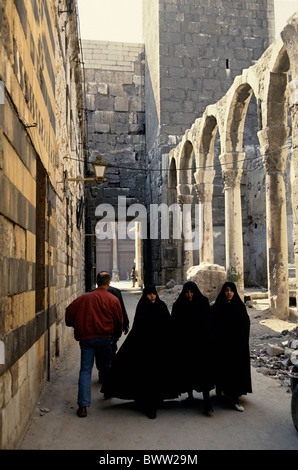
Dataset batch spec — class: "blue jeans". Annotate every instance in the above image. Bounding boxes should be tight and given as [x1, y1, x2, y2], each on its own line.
[78, 338, 113, 407]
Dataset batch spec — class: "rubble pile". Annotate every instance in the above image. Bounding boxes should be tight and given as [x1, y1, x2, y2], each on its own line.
[250, 326, 298, 391]
[158, 283, 182, 309]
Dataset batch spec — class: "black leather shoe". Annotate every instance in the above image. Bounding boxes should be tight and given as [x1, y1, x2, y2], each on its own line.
[77, 406, 87, 417]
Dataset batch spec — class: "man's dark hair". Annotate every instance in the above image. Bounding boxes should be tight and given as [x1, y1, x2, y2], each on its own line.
[97, 272, 111, 287]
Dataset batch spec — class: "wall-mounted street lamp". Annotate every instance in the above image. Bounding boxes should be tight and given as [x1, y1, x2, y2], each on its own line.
[64, 155, 107, 189]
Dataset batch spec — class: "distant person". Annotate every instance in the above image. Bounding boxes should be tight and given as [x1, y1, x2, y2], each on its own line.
[171, 281, 214, 415]
[115, 274, 119, 282]
[211, 282, 252, 411]
[103, 285, 179, 419]
[130, 266, 137, 287]
[65, 273, 123, 418]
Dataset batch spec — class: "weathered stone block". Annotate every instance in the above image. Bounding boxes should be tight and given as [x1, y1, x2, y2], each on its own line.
[266, 344, 285, 357]
[187, 262, 227, 303]
[98, 83, 108, 95]
[14, 225, 26, 260]
[115, 96, 129, 112]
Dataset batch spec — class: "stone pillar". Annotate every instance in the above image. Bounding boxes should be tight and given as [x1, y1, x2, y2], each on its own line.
[258, 127, 290, 319]
[194, 169, 215, 264]
[219, 153, 245, 297]
[111, 222, 119, 281]
[288, 80, 298, 308]
[177, 189, 194, 279]
[281, 14, 298, 309]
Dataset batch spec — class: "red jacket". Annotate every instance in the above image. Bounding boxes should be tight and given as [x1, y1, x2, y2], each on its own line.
[65, 287, 123, 342]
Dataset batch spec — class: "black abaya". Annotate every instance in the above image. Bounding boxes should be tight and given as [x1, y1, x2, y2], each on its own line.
[103, 286, 179, 405]
[171, 281, 214, 395]
[211, 282, 252, 398]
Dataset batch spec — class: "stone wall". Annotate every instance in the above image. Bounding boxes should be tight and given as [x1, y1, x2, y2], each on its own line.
[168, 12, 298, 319]
[82, 40, 147, 288]
[143, 0, 275, 284]
[0, 0, 85, 449]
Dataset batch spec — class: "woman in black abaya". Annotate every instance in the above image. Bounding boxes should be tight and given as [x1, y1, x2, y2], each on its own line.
[103, 285, 178, 419]
[211, 282, 252, 411]
[171, 281, 214, 415]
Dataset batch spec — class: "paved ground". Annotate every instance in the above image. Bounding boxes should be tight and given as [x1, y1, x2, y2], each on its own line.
[17, 283, 298, 452]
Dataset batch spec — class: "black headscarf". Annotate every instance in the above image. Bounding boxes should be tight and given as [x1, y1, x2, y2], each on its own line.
[172, 281, 210, 332]
[143, 284, 158, 295]
[171, 281, 214, 393]
[175, 281, 208, 304]
[132, 284, 169, 329]
[214, 281, 243, 306]
[211, 281, 252, 396]
[212, 282, 250, 338]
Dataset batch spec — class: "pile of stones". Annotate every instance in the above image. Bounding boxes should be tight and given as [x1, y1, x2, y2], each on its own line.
[251, 327, 298, 391]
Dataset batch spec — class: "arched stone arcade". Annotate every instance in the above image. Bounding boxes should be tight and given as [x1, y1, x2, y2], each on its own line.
[166, 13, 298, 320]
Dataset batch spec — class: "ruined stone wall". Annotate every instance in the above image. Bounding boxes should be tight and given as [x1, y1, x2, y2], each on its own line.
[143, 0, 275, 284]
[168, 11, 298, 318]
[0, 0, 85, 449]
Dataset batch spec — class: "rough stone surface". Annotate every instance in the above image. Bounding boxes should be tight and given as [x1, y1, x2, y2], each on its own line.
[187, 263, 227, 303]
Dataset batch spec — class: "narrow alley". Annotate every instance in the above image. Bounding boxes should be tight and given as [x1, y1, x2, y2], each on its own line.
[16, 283, 298, 452]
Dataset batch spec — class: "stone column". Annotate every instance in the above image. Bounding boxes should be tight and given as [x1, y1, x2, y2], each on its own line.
[258, 127, 290, 320]
[288, 80, 298, 308]
[177, 190, 194, 279]
[281, 14, 298, 309]
[219, 153, 245, 297]
[194, 169, 215, 264]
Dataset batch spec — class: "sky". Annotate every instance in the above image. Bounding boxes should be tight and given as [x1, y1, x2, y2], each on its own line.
[77, 0, 298, 43]
[77, 0, 143, 42]
[275, 0, 298, 36]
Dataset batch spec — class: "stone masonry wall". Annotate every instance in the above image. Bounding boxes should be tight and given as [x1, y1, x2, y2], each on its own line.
[143, 0, 275, 284]
[0, 1, 85, 449]
[82, 40, 147, 289]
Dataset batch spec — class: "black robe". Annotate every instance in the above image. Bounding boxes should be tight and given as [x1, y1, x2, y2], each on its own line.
[171, 281, 214, 394]
[103, 287, 179, 402]
[211, 282, 252, 397]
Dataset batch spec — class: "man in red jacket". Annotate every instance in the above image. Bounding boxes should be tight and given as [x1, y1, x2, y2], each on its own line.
[66, 272, 123, 417]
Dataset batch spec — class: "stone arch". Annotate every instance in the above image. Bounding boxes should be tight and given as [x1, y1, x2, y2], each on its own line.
[168, 155, 178, 209]
[194, 112, 218, 264]
[177, 138, 194, 189]
[218, 80, 256, 294]
[163, 13, 298, 314]
[175, 138, 195, 275]
[162, 153, 183, 283]
[224, 83, 254, 154]
[280, 11, 298, 310]
[271, 45, 290, 74]
[257, 41, 291, 319]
